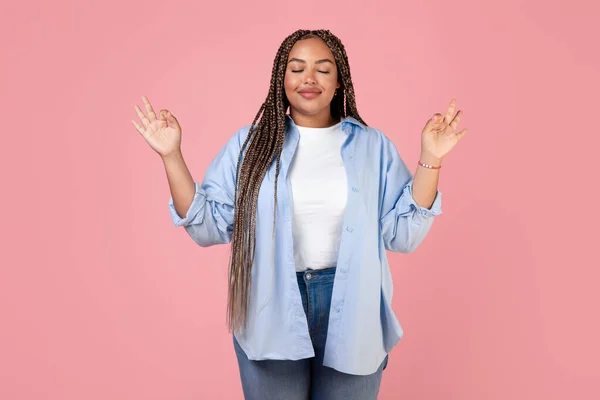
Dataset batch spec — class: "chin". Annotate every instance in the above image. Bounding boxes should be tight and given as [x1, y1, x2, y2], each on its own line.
[291, 101, 331, 116]
[295, 105, 325, 115]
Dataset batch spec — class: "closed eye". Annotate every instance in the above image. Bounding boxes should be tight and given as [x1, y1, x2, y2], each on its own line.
[291, 70, 330, 74]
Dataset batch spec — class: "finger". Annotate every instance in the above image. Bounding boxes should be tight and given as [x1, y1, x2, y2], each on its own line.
[166, 111, 180, 129]
[424, 113, 444, 134]
[433, 113, 447, 130]
[142, 96, 157, 121]
[131, 119, 145, 136]
[158, 109, 169, 123]
[450, 110, 463, 130]
[432, 113, 444, 124]
[455, 128, 467, 140]
[134, 104, 150, 127]
[444, 99, 456, 123]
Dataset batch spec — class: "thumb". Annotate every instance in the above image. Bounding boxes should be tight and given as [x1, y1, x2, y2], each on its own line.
[166, 111, 180, 128]
[423, 113, 441, 132]
[158, 109, 168, 122]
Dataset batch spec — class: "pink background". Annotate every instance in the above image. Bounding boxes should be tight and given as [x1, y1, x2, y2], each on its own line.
[1, 0, 599, 399]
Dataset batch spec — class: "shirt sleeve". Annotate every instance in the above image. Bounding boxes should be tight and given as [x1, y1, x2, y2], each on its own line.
[168, 126, 249, 247]
[378, 132, 443, 253]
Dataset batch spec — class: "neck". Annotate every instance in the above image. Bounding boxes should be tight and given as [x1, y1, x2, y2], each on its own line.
[290, 107, 339, 128]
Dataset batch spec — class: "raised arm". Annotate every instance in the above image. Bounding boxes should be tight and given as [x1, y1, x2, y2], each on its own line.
[379, 98, 468, 253]
[378, 134, 443, 253]
[167, 127, 248, 247]
[131, 95, 247, 247]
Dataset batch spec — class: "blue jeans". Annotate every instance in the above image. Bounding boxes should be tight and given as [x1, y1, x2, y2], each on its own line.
[233, 267, 388, 400]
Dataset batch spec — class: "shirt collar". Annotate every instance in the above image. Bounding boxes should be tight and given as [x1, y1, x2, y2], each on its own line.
[285, 114, 367, 133]
[341, 116, 367, 131]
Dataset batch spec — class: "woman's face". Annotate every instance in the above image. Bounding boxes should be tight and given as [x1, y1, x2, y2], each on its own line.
[284, 38, 340, 121]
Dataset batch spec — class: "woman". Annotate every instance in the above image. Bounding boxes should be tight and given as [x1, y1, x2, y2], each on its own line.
[132, 29, 466, 400]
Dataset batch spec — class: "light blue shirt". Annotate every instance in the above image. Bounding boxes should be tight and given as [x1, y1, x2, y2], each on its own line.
[169, 114, 442, 375]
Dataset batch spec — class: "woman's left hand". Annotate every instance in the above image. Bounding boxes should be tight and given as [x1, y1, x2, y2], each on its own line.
[420, 99, 467, 161]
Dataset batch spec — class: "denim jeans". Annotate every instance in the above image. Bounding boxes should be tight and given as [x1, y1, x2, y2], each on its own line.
[233, 266, 388, 400]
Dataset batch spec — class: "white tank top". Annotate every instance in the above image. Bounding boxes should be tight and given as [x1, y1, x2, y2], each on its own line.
[288, 121, 348, 272]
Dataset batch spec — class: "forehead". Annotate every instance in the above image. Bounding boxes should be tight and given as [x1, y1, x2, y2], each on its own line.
[287, 38, 335, 62]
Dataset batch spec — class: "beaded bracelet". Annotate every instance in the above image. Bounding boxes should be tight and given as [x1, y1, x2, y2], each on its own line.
[418, 161, 442, 169]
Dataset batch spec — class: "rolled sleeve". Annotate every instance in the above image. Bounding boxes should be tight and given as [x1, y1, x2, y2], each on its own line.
[395, 179, 443, 221]
[169, 182, 207, 227]
[167, 125, 250, 247]
[378, 131, 443, 253]
[380, 181, 443, 253]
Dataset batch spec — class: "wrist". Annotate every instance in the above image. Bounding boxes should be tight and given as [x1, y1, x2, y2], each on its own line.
[419, 152, 443, 167]
[161, 149, 183, 163]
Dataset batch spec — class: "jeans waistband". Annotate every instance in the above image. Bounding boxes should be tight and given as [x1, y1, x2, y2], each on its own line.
[296, 266, 337, 284]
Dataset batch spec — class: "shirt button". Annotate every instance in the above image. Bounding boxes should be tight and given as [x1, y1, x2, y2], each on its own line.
[306, 273, 312, 280]
[346, 226, 353, 232]
[341, 268, 347, 273]
[352, 187, 359, 192]
[336, 308, 341, 313]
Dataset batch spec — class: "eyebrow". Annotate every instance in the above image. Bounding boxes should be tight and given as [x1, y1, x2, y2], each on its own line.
[287, 58, 335, 65]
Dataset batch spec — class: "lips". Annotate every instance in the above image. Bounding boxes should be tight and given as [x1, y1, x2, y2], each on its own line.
[298, 88, 322, 99]
[298, 88, 321, 93]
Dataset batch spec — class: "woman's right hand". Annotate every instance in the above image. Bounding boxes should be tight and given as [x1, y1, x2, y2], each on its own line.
[132, 96, 182, 158]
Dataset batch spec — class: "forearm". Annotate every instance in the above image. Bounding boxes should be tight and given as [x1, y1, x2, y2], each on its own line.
[412, 152, 442, 209]
[162, 150, 196, 219]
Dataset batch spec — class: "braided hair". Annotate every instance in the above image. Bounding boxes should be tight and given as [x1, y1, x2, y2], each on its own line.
[227, 29, 367, 333]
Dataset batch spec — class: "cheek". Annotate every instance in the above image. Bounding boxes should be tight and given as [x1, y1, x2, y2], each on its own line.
[324, 72, 339, 90]
[284, 73, 299, 93]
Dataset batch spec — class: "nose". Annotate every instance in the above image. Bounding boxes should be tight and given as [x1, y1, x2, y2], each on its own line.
[303, 69, 316, 84]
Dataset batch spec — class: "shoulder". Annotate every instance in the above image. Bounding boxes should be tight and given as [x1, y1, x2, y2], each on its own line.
[228, 125, 257, 152]
[361, 125, 405, 164]
[358, 124, 394, 153]
[216, 125, 253, 154]
[236, 125, 253, 146]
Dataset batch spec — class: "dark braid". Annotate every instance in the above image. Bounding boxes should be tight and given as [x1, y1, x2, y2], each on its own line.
[227, 29, 367, 333]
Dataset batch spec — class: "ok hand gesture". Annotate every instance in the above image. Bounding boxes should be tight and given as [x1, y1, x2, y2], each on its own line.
[420, 99, 468, 161]
[131, 96, 182, 158]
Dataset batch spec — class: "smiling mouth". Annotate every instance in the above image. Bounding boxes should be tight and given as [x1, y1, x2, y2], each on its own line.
[298, 91, 321, 99]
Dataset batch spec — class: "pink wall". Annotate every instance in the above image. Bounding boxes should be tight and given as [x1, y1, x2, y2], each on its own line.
[1, 0, 598, 399]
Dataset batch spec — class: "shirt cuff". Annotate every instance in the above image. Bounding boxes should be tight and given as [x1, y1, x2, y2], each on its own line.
[169, 182, 206, 227]
[396, 180, 443, 219]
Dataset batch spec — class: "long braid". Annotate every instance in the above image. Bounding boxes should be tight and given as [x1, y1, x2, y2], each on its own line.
[227, 29, 367, 334]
